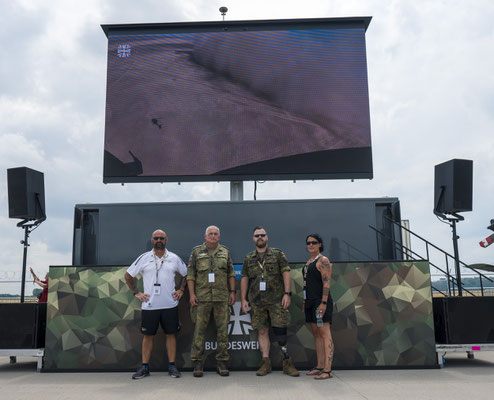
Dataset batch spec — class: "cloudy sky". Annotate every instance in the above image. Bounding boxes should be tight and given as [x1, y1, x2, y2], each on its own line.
[1, 0, 493, 294]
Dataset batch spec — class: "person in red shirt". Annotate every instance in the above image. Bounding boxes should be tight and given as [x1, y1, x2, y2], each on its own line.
[30, 267, 48, 303]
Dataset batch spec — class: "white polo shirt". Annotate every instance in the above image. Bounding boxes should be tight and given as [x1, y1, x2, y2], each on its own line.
[127, 249, 187, 310]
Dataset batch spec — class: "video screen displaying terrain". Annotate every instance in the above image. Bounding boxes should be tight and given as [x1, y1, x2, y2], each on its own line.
[103, 18, 373, 182]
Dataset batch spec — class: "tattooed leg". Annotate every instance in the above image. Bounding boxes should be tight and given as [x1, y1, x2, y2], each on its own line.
[320, 324, 334, 372]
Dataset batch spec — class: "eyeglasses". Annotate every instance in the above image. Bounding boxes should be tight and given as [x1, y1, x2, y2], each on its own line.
[153, 237, 166, 241]
[306, 241, 319, 246]
[253, 234, 267, 238]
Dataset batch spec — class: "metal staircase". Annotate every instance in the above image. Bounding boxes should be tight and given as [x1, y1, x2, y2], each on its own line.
[369, 217, 494, 297]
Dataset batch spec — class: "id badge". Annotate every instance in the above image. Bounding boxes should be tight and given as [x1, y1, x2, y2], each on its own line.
[208, 272, 215, 283]
[154, 284, 161, 295]
[303, 289, 307, 300]
[259, 280, 266, 291]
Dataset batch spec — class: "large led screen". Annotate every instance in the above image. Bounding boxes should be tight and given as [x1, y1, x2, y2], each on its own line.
[102, 18, 373, 183]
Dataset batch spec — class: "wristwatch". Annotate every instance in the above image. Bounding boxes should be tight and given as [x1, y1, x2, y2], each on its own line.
[284, 291, 292, 296]
[230, 289, 237, 294]
[133, 289, 139, 296]
[322, 300, 327, 305]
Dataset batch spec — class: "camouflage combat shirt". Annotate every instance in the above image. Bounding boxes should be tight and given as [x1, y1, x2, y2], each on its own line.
[187, 243, 235, 302]
[241, 247, 290, 306]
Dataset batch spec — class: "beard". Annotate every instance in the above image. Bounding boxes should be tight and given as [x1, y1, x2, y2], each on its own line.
[256, 240, 267, 248]
[154, 242, 165, 250]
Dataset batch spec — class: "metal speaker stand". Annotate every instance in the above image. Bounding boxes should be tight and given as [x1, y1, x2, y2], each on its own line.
[434, 185, 465, 296]
[16, 193, 46, 303]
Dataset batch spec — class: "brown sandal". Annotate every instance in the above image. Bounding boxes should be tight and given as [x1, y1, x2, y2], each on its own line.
[314, 370, 333, 380]
[306, 367, 323, 376]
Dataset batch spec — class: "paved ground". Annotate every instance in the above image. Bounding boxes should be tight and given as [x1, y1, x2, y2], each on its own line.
[1, 352, 494, 400]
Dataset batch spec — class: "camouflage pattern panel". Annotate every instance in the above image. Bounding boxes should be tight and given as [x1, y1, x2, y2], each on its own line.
[44, 261, 436, 371]
[187, 243, 233, 302]
[242, 247, 289, 306]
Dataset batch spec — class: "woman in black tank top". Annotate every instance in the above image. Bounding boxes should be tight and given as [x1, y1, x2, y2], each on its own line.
[303, 233, 334, 380]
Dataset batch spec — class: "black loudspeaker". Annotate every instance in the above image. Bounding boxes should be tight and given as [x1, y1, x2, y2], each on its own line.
[434, 159, 473, 214]
[433, 297, 494, 344]
[0, 303, 46, 348]
[7, 167, 46, 220]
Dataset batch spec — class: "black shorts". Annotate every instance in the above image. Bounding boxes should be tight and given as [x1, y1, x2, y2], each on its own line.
[141, 307, 179, 335]
[305, 299, 333, 324]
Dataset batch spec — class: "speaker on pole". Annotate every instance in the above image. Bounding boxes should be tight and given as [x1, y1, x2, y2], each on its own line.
[434, 159, 473, 214]
[7, 167, 46, 220]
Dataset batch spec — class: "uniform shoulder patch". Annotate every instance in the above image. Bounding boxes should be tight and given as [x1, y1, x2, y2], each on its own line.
[270, 248, 287, 262]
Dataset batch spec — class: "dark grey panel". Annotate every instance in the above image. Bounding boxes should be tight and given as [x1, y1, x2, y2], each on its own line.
[73, 198, 401, 265]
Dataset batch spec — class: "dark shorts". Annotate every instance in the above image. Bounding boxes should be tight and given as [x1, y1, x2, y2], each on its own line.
[141, 307, 179, 335]
[305, 299, 333, 324]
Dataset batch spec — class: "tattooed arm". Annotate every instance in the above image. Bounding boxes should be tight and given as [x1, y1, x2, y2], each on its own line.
[172, 276, 187, 301]
[125, 272, 149, 303]
[315, 256, 332, 316]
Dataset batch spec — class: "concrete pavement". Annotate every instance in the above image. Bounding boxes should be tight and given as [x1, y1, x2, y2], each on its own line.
[1, 351, 494, 400]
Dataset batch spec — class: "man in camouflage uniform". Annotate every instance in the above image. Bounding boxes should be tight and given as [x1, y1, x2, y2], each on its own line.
[241, 226, 299, 377]
[187, 225, 236, 377]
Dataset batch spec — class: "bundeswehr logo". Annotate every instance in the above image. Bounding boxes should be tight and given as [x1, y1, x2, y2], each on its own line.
[228, 301, 253, 335]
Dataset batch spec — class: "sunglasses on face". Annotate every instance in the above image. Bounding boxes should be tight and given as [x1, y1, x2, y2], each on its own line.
[253, 234, 267, 238]
[153, 237, 166, 241]
[306, 241, 319, 246]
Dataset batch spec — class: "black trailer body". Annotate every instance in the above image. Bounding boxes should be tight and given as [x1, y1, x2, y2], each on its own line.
[73, 198, 402, 265]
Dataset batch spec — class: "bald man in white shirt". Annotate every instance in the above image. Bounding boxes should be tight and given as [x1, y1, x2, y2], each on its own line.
[125, 229, 187, 379]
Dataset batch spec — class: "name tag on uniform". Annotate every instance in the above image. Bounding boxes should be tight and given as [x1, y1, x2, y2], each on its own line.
[154, 283, 161, 295]
[208, 273, 215, 283]
[259, 280, 266, 291]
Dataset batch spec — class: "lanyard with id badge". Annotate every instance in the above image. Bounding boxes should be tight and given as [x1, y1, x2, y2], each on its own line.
[153, 254, 165, 295]
[258, 258, 266, 291]
[208, 254, 216, 283]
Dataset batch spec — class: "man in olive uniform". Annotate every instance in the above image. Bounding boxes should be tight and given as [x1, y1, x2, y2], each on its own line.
[241, 226, 299, 377]
[187, 225, 236, 377]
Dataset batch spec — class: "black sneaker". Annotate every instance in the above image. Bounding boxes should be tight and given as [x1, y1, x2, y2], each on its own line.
[132, 365, 150, 379]
[168, 364, 181, 378]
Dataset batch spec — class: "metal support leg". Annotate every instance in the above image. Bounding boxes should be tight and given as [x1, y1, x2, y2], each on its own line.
[436, 352, 446, 368]
[37, 356, 43, 371]
[451, 219, 462, 296]
[230, 181, 244, 201]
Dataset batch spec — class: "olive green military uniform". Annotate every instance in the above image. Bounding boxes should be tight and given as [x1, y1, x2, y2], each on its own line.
[187, 243, 235, 362]
[241, 247, 291, 330]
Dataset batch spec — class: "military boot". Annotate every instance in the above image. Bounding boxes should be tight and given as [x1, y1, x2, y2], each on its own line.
[193, 361, 203, 377]
[256, 357, 272, 376]
[217, 361, 229, 376]
[283, 357, 300, 377]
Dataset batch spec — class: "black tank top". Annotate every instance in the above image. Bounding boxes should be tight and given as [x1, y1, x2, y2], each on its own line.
[304, 257, 329, 306]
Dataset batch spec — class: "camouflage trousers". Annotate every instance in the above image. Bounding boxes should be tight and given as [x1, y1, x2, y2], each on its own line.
[190, 301, 230, 362]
